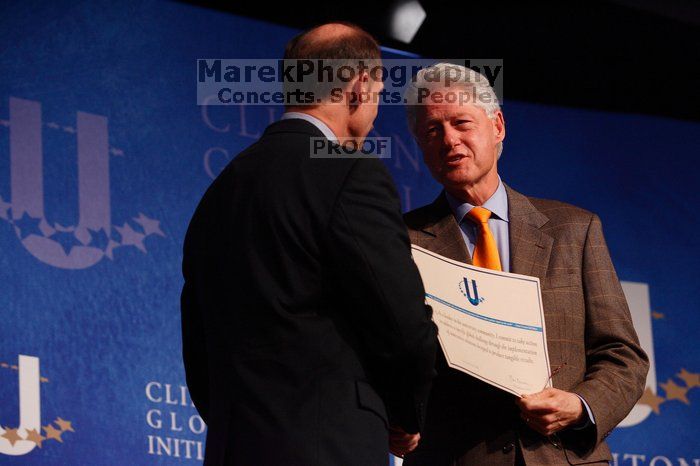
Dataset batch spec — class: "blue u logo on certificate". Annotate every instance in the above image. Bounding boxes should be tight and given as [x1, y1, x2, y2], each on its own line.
[459, 278, 482, 306]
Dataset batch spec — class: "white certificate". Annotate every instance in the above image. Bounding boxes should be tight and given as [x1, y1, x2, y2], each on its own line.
[411, 245, 552, 396]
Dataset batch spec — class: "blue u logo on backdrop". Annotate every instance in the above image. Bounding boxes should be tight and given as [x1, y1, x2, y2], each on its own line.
[0, 97, 165, 269]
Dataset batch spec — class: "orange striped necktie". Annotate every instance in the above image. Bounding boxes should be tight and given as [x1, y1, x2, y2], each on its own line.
[466, 206, 502, 271]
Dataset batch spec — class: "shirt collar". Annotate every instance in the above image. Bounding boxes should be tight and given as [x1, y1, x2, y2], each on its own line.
[281, 112, 338, 142]
[445, 177, 509, 225]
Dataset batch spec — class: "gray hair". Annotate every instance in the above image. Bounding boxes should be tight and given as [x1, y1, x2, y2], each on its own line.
[405, 62, 503, 158]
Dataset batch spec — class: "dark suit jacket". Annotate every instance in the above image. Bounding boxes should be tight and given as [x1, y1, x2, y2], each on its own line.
[181, 119, 438, 466]
[403, 186, 649, 466]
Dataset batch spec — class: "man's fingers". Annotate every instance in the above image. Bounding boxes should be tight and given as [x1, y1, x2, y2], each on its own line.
[527, 420, 558, 437]
[389, 432, 420, 455]
[539, 413, 560, 424]
[519, 388, 561, 404]
[390, 438, 418, 449]
[518, 398, 559, 414]
[389, 442, 419, 458]
[520, 388, 556, 400]
[389, 440, 409, 456]
[518, 390, 566, 413]
[389, 431, 420, 440]
[525, 409, 560, 422]
[521, 412, 563, 436]
[521, 390, 586, 434]
[390, 442, 419, 453]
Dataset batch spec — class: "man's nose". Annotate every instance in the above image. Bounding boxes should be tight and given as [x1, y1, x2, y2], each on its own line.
[442, 126, 460, 149]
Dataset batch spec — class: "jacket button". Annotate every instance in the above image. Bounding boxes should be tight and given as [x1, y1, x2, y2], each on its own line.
[502, 443, 514, 454]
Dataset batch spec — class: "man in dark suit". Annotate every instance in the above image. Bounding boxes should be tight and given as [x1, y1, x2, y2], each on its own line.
[402, 63, 649, 465]
[181, 24, 438, 465]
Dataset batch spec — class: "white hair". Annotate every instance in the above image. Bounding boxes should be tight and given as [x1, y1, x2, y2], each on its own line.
[405, 62, 503, 158]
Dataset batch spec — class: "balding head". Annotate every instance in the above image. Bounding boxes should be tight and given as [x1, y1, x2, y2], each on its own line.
[284, 22, 380, 61]
[283, 22, 381, 109]
[282, 22, 383, 145]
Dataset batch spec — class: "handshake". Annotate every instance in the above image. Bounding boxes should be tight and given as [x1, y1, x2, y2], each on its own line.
[389, 426, 421, 458]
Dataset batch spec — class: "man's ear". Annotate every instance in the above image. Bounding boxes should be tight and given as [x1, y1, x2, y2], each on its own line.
[493, 110, 506, 143]
[348, 72, 370, 110]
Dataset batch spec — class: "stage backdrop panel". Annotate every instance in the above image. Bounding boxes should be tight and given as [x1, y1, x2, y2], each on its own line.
[1, 1, 698, 465]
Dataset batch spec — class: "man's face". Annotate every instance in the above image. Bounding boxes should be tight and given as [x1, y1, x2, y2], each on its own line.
[414, 92, 505, 191]
[348, 72, 384, 141]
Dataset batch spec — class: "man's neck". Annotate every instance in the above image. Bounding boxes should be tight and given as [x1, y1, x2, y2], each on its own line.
[446, 173, 500, 206]
[286, 106, 350, 143]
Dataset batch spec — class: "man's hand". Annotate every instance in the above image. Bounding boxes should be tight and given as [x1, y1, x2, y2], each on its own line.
[516, 388, 585, 436]
[389, 426, 421, 458]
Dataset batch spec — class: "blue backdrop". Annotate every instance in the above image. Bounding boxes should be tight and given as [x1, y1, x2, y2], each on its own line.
[1, 1, 698, 465]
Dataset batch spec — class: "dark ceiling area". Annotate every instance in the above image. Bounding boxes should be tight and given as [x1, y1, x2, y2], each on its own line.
[184, 0, 700, 122]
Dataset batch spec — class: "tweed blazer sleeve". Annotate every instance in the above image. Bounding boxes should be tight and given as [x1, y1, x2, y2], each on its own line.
[568, 213, 649, 449]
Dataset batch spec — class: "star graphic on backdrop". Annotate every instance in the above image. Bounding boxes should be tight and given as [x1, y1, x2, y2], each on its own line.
[12, 212, 43, 239]
[678, 369, 700, 389]
[110, 147, 124, 157]
[51, 230, 82, 255]
[1, 427, 22, 446]
[637, 387, 665, 414]
[660, 379, 690, 405]
[25, 428, 45, 448]
[133, 213, 165, 237]
[115, 222, 146, 253]
[87, 228, 110, 250]
[104, 239, 119, 260]
[46, 122, 60, 129]
[62, 126, 75, 134]
[43, 424, 63, 443]
[0, 196, 10, 220]
[651, 311, 665, 319]
[55, 418, 74, 432]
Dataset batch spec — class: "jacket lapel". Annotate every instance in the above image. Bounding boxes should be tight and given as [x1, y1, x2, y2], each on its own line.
[416, 193, 471, 264]
[413, 187, 553, 280]
[505, 185, 553, 280]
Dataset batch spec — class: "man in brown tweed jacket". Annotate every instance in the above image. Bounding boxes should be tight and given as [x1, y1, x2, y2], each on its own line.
[399, 63, 649, 465]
